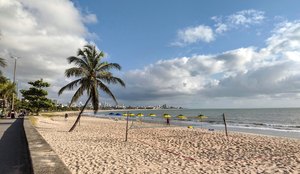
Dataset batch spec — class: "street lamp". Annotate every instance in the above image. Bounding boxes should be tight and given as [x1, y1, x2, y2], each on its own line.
[10, 55, 19, 111]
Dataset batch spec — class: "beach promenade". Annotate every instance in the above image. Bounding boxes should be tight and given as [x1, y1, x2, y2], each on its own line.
[0, 117, 71, 174]
[0, 118, 32, 174]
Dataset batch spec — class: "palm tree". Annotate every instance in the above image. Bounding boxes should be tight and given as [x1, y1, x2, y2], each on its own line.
[0, 58, 8, 115]
[0, 80, 16, 115]
[58, 44, 125, 132]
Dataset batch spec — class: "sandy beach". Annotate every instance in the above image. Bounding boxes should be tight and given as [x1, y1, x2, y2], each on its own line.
[34, 114, 300, 174]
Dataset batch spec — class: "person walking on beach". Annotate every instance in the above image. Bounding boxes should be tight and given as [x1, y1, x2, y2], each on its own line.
[166, 118, 170, 125]
[65, 113, 68, 121]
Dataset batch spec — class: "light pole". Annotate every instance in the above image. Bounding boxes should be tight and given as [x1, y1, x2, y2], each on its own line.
[10, 56, 19, 112]
[16, 80, 19, 99]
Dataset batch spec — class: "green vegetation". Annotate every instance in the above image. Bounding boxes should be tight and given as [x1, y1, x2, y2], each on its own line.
[59, 44, 125, 132]
[20, 79, 54, 115]
[0, 57, 64, 116]
[0, 78, 16, 115]
[0, 56, 16, 116]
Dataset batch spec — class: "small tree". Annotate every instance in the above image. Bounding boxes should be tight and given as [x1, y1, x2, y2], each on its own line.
[15, 99, 31, 113]
[20, 79, 53, 115]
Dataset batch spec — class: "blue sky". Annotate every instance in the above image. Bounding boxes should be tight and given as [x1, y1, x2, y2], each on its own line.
[80, 0, 300, 70]
[1, 0, 300, 108]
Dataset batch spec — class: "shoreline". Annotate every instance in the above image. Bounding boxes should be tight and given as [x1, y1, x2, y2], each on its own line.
[42, 110, 300, 140]
[34, 115, 300, 173]
[84, 112, 300, 140]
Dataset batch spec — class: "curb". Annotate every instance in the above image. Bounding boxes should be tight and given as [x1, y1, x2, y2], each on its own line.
[24, 117, 71, 174]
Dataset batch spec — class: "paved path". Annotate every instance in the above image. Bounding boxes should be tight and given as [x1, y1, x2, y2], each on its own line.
[0, 118, 32, 174]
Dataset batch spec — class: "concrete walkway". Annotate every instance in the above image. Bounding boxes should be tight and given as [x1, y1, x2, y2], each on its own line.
[24, 118, 71, 174]
[0, 118, 32, 174]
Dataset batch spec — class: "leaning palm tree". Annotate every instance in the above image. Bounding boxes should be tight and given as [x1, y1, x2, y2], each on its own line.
[58, 44, 125, 132]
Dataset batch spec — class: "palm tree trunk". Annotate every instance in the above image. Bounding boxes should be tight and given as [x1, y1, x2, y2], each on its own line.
[36, 108, 40, 116]
[69, 95, 91, 132]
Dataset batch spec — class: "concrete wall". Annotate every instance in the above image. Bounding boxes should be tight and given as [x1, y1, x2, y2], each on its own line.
[24, 118, 71, 174]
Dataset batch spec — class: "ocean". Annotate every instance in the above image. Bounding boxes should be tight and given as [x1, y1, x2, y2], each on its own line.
[85, 108, 300, 139]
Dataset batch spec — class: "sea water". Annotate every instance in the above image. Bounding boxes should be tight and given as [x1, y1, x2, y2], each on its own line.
[86, 108, 300, 139]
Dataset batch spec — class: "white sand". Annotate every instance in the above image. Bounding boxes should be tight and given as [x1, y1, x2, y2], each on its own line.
[35, 115, 300, 174]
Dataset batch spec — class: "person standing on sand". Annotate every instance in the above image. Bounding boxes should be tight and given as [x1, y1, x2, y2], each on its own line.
[166, 118, 170, 125]
[65, 113, 68, 121]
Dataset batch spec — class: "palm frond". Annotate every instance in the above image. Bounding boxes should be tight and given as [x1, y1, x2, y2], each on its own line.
[77, 48, 85, 57]
[58, 78, 81, 95]
[79, 77, 92, 95]
[0, 58, 6, 67]
[91, 53, 99, 69]
[95, 51, 105, 60]
[94, 52, 104, 69]
[67, 56, 89, 70]
[77, 49, 89, 64]
[96, 62, 121, 71]
[70, 85, 86, 105]
[0, 82, 16, 97]
[97, 75, 126, 87]
[65, 67, 84, 78]
[84, 44, 94, 52]
[97, 80, 117, 104]
[83, 45, 94, 67]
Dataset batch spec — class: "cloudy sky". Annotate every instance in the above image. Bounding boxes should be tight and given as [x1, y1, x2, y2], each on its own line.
[1, 0, 300, 108]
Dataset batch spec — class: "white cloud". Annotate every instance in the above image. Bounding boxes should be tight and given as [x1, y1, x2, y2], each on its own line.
[172, 25, 215, 46]
[172, 9, 265, 46]
[119, 20, 300, 108]
[264, 21, 300, 55]
[119, 47, 257, 101]
[215, 23, 228, 34]
[82, 13, 98, 24]
[228, 9, 265, 26]
[213, 9, 265, 34]
[0, 0, 95, 103]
